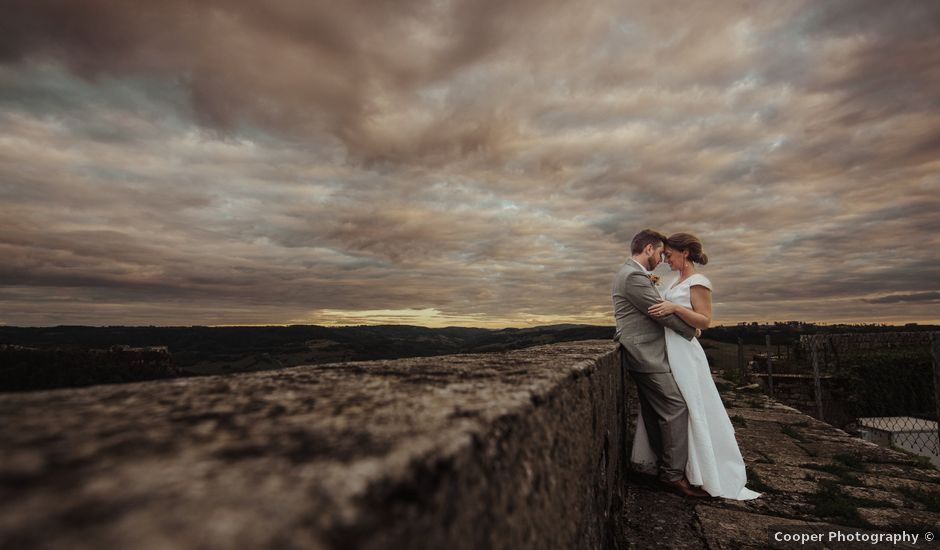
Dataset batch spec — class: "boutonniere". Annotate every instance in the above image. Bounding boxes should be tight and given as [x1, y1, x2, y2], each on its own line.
[647, 274, 661, 286]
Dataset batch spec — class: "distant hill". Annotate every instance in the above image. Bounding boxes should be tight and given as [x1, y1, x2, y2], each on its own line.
[701, 322, 940, 345]
[4, 322, 935, 392]
[0, 324, 616, 391]
[0, 345, 184, 392]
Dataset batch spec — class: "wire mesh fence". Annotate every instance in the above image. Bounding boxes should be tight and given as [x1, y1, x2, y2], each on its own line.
[700, 330, 940, 465]
[804, 332, 938, 460]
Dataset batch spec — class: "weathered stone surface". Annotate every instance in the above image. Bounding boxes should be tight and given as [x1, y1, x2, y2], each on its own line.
[858, 507, 939, 531]
[0, 341, 629, 550]
[620, 473, 708, 549]
[695, 507, 829, 550]
[5, 342, 938, 549]
[620, 374, 940, 548]
[748, 464, 820, 495]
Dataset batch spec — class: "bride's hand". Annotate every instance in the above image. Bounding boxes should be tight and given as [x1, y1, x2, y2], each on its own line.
[648, 300, 678, 317]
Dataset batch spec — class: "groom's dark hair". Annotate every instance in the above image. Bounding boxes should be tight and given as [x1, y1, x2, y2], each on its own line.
[631, 229, 667, 254]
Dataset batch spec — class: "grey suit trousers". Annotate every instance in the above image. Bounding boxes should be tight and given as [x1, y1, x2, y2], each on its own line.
[628, 364, 689, 482]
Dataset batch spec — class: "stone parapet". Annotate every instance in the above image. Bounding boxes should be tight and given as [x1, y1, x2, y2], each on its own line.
[0, 340, 627, 550]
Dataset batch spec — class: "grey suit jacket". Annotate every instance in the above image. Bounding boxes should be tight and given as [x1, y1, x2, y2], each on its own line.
[611, 259, 697, 373]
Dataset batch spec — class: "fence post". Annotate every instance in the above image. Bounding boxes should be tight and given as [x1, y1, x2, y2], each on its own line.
[811, 334, 825, 422]
[765, 334, 775, 398]
[737, 337, 745, 384]
[932, 333, 940, 454]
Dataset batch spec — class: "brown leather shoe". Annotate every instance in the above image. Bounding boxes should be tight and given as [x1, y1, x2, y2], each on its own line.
[687, 483, 712, 498]
[661, 477, 712, 498]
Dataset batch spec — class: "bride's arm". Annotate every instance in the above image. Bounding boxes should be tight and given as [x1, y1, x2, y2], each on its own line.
[648, 285, 712, 330]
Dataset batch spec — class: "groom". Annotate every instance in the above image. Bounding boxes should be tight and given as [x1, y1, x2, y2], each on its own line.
[611, 229, 709, 498]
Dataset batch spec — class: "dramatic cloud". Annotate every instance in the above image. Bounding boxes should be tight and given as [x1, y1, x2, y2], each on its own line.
[1, 0, 938, 327]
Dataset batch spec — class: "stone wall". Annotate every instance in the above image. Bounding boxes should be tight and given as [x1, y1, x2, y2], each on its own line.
[0, 340, 629, 550]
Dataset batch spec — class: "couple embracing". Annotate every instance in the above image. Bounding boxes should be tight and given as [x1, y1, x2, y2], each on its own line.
[611, 229, 761, 500]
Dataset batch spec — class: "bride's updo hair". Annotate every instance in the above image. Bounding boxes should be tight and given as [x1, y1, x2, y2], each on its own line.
[666, 233, 709, 265]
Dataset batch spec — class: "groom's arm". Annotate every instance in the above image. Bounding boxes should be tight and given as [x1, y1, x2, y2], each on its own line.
[623, 271, 697, 340]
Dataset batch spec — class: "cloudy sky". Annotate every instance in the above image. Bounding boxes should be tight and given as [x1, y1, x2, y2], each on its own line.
[1, 0, 938, 328]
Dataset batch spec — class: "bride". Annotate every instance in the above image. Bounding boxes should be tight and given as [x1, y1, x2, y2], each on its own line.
[634, 232, 761, 501]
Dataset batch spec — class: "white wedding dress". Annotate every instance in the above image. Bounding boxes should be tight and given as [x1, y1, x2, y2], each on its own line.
[631, 273, 761, 500]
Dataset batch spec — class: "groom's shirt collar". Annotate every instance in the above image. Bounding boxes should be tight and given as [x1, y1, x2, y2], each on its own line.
[629, 258, 650, 273]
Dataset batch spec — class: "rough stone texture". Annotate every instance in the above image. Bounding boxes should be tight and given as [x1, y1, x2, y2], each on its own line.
[0, 341, 629, 550]
[5, 341, 938, 550]
[620, 375, 940, 549]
